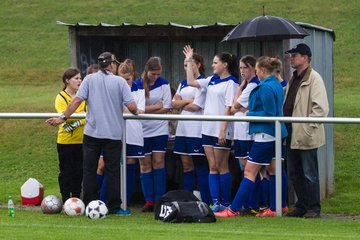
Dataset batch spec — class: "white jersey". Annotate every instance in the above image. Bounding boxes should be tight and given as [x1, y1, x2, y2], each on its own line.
[124, 82, 145, 146]
[174, 77, 206, 138]
[198, 75, 238, 140]
[234, 76, 260, 140]
[135, 77, 172, 138]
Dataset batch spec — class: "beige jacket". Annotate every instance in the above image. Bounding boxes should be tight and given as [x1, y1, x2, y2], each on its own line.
[284, 67, 329, 150]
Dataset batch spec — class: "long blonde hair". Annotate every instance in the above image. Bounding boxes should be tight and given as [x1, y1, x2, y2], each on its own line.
[141, 57, 162, 98]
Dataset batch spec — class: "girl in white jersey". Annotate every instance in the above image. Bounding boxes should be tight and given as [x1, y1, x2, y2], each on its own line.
[230, 55, 260, 214]
[135, 57, 172, 212]
[118, 60, 145, 208]
[172, 52, 211, 204]
[184, 45, 239, 212]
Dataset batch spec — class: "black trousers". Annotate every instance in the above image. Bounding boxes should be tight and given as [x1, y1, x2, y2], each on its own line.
[82, 135, 122, 213]
[285, 125, 321, 213]
[57, 144, 83, 203]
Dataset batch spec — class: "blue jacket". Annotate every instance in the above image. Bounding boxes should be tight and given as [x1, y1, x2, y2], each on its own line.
[247, 75, 288, 138]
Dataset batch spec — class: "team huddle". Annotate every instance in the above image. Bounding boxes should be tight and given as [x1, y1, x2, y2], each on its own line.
[47, 43, 329, 218]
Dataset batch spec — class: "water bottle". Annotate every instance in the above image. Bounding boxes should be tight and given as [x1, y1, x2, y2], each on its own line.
[8, 196, 15, 217]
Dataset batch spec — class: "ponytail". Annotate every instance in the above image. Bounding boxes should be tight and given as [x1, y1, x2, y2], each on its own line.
[215, 52, 238, 79]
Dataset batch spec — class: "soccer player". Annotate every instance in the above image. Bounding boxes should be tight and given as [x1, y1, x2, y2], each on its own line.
[230, 55, 260, 214]
[135, 57, 172, 212]
[215, 56, 287, 217]
[172, 52, 211, 205]
[54, 68, 86, 203]
[118, 59, 145, 206]
[184, 45, 239, 212]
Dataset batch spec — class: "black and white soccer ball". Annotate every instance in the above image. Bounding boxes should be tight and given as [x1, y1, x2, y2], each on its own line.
[41, 195, 63, 214]
[85, 200, 108, 219]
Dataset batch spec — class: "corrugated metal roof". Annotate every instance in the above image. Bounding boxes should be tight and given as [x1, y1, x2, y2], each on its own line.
[56, 20, 335, 40]
[297, 22, 335, 40]
[56, 20, 234, 29]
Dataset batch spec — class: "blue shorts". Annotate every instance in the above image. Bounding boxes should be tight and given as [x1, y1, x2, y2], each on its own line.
[248, 141, 276, 166]
[126, 144, 144, 158]
[173, 136, 204, 155]
[202, 134, 232, 150]
[143, 135, 168, 155]
[234, 140, 253, 159]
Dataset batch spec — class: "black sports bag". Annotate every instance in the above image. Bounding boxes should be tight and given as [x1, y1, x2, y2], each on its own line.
[154, 190, 216, 223]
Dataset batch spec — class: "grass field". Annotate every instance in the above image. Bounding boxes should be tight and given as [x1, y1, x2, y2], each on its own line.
[0, 0, 360, 239]
[0, 208, 359, 240]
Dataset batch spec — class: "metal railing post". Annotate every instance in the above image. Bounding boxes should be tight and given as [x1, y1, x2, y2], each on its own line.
[275, 120, 282, 216]
[121, 118, 127, 210]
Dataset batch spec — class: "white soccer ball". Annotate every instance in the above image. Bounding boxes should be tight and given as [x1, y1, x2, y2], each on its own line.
[41, 195, 63, 214]
[85, 200, 108, 219]
[63, 197, 85, 216]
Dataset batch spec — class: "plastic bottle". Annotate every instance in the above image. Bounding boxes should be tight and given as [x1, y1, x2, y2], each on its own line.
[8, 196, 15, 217]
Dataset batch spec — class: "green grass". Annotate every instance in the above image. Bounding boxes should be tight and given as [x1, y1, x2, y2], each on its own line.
[0, 209, 359, 240]
[0, 0, 360, 238]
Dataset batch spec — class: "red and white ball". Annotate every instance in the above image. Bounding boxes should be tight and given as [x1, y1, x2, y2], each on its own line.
[63, 197, 85, 216]
[41, 195, 62, 214]
[85, 200, 108, 219]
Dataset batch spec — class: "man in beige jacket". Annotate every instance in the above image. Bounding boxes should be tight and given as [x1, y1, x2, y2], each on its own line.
[283, 43, 329, 218]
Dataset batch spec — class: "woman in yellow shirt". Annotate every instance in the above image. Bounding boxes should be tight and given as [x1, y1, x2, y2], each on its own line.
[55, 68, 86, 203]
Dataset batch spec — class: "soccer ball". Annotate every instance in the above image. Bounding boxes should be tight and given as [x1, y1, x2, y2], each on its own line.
[41, 195, 62, 214]
[63, 197, 85, 216]
[85, 200, 108, 219]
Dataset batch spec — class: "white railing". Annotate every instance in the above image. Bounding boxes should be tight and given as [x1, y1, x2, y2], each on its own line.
[2, 112, 359, 216]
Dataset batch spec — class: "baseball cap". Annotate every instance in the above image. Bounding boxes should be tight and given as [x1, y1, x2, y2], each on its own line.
[98, 52, 120, 67]
[285, 43, 312, 57]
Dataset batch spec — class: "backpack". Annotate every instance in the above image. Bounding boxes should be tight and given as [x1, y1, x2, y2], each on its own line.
[154, 190, 216, 223]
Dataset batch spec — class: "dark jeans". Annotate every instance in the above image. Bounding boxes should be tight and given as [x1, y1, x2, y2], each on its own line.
[57, 144, 83, 203]
[286, 126, 321, 213]
[83, 135, 122, 213]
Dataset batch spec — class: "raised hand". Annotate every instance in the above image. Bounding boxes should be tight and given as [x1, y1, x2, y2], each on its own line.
[183, 45, 194, 60]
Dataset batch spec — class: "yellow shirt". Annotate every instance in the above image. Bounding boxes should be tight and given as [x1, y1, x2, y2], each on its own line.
[55, 91, 86, 144]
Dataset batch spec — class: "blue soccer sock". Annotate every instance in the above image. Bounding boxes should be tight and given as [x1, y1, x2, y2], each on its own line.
[249, 173, 261, 210]
[261, 177, 269, 208]
[153, 168, 166, 200]
[99, 175, 107, 203]
[183, 170, 195, 192]
[241, 171, 249, 208]
[269, 175, 276, 211]
[282, 165, 288, 208]
[230, 177, 255, 212]
[208, 173, 220, 205]
[195, 166, 211, 205]
[140, 172, 154, 203]
[219, 172, 232, 206]
[126, 163, 137, 205]
[96, 174, 103, 190]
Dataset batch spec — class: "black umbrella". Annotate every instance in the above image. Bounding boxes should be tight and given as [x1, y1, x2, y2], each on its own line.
[222, 15, 309, 42]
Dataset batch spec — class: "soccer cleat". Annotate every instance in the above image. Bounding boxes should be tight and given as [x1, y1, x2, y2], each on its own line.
[240, 207, 259, 216]
[256, 208, 276, 217]
[115, 208, 131, 216]
[282, 206, 289, 213]
[211, 202, 226, 213]
[214, 207, 240, 218]
[141, 202, 154, 212]
[259, 205, 268, 212]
